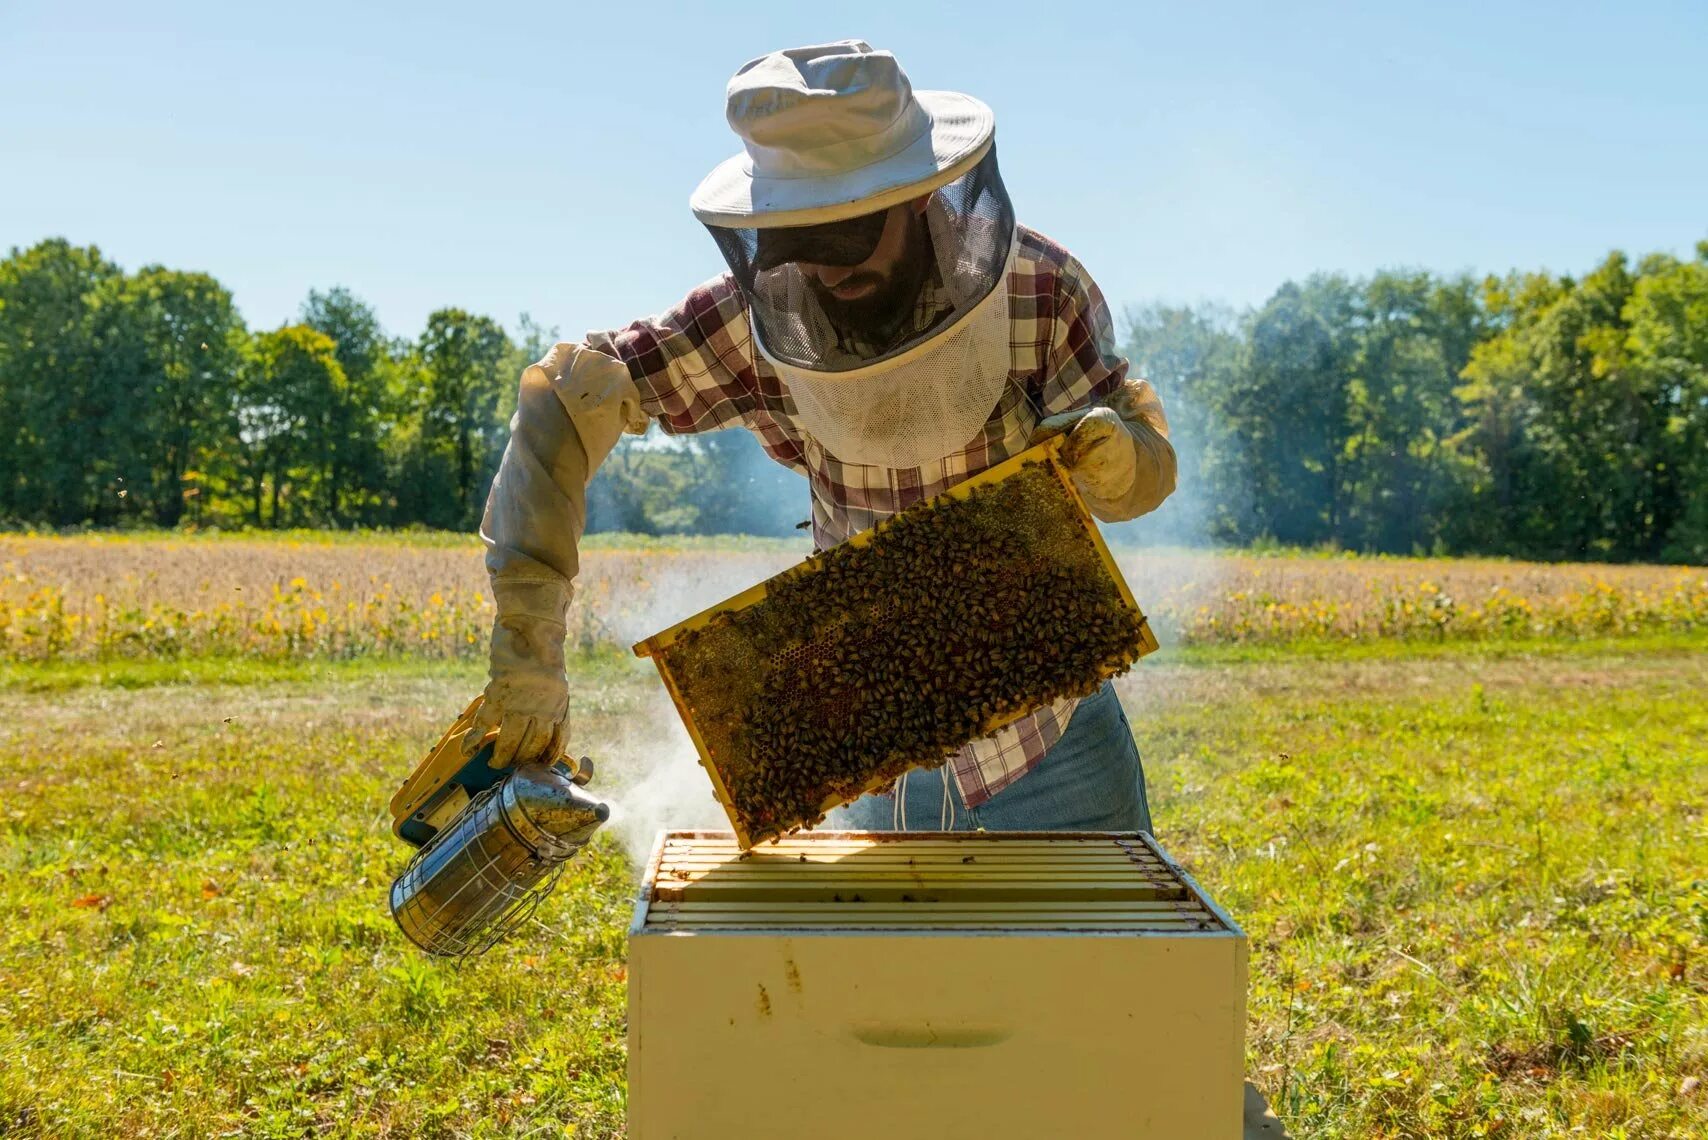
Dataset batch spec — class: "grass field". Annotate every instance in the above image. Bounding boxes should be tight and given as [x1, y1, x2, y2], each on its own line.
[3, 533, 1703, 660]
[2, 537, 1705, 1138]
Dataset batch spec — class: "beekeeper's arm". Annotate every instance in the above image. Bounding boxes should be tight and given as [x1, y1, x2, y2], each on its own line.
[469, 343, 648, 765]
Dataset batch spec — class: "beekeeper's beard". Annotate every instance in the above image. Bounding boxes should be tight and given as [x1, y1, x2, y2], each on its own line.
[804, 210, 935, 351]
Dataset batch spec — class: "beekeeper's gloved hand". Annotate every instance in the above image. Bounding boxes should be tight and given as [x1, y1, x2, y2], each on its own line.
[464, 583, 571, 767]
[1037, 377, 1177, 522]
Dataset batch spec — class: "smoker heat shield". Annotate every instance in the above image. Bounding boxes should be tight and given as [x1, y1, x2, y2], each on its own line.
[632, 436, 1158, 848]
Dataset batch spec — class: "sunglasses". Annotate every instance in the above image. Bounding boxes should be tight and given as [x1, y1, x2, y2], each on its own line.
[752, 208, 891, 273]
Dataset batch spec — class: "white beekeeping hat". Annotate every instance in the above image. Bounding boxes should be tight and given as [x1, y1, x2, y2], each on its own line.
[690, 40, 995, 228]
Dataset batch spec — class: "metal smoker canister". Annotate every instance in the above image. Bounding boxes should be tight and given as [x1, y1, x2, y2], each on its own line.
[390, 759, 609, 959]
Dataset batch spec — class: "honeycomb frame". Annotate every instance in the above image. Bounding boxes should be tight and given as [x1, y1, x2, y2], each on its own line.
[633, 437, 1158, 848]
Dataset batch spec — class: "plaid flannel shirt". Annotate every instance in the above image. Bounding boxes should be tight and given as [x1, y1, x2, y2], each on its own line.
[587, 225, 1127, 807]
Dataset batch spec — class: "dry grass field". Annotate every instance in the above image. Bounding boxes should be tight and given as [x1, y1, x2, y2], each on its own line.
[2, 532, 1703, 661]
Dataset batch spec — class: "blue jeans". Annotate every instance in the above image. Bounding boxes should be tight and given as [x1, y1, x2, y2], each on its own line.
[825, 682, 1155, 834]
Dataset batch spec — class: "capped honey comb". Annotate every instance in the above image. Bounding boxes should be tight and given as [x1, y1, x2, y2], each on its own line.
[635, 445, 1155, 847]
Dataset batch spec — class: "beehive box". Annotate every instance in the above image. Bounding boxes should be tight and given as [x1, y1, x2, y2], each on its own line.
[632, 437, 1159, 848]
[628, 830, 1247, 1139]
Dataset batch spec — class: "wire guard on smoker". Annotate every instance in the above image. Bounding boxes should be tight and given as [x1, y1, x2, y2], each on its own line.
[389, 761, 608, 961]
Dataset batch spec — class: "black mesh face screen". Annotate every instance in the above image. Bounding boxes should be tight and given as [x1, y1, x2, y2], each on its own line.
[705, 145, 1016, 372]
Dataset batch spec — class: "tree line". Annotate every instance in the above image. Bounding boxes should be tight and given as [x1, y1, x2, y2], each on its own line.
[1128, 243, 1707, 563]
[1, 236, 1703, 561]
[0, 239, 802, 537]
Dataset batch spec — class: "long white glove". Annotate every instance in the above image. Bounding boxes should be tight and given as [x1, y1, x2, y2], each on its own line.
[1037, 377, 1177, 522]
[466, 343, 647, 766]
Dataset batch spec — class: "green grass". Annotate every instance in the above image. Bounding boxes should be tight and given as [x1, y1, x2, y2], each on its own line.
[1167, 629, 1708, 666]
[0, 650, 630, 695]
[1, 640, 1703, 1138]
[1137, 645, 1708, 1137]
[8, 633, 1703, 695]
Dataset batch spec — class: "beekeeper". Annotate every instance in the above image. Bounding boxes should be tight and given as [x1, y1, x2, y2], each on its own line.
[472, 41, 1177, 834]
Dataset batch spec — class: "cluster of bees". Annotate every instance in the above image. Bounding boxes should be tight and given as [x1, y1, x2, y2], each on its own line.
[660, 463, 1149, 842]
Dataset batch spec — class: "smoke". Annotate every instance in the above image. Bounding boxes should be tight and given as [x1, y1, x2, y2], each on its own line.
[1103, 524, 1227, 653]
[1104, 301, 1246, 548]
[598, 548, 801, 653]
[1096, 301, 1246, 644]
[600, 683, 729, 864]
[592, 548, 797, 864]
[586, 427, 813, 540]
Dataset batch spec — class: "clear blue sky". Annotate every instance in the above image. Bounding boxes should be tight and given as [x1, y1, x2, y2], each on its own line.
[3, 0, 1704, 342]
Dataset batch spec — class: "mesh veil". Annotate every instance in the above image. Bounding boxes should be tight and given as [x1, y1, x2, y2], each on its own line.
[705, 145, 1016, 372]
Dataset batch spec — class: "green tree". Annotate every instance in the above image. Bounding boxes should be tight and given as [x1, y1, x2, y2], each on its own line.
[1451, 318, 1539, 552]
[300, 287, 391, 523]
[1624, 244, 1708, 561]
[413, 309, 513, 528]
[238, 325, 348, 526]
[1340, 271, 1484, 553]
[0, 240, 124, 524]
[117, 267, 245, 526]
[3, 233, 1699, 555]
[1228, 276, 1361, 545]
[1458, 254, 1675, 559]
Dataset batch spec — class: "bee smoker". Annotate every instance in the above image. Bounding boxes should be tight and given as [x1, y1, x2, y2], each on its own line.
[388, 697, 610, 960]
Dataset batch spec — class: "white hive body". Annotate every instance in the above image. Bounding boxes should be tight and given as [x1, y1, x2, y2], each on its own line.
[627, 830, 1246, 1139]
